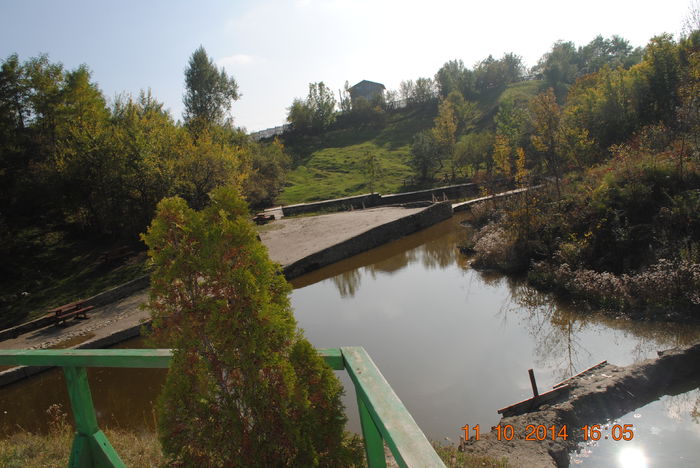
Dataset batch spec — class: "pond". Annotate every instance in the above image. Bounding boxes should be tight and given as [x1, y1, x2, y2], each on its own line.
[1, 213, 698, 466]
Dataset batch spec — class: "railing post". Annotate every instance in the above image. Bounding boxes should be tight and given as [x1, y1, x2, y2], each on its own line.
[356, 388, 387, 468]
[63, 366, 125, 468]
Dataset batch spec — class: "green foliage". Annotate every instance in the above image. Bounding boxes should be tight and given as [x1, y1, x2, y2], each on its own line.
[435, 59, 475, 99]
[143, 187, 355, 467]
[183, 46, 240, 132]
[399, 77, 438, 106]
[455, 130, 494, 176]
[473, 53, 525, 95]
[339, 95, 387, 129]
[533, 36, 642, 101]
[431, 98, 458, 178]
[410, 130, 440, 182]
[244, 138, 292, 208]
[287, 82, 337, 134]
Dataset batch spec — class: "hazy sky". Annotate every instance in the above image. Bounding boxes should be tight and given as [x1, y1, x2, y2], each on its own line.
[0, 0, 694, 132]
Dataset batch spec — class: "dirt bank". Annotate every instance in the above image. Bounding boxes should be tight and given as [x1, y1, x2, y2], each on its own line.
[459, 342, 700, 467]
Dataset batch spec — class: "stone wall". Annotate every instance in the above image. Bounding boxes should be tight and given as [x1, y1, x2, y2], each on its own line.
[282, 193, 382, 216]
[281, 183, 483, 217]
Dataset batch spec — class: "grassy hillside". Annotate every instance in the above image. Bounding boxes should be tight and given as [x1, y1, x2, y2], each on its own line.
[279, 105, 438, 204]
[279, 80, 544, 205]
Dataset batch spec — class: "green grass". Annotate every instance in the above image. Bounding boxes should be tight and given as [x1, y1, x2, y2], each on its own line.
[279, 106, 438, 205]
[279, 81, 544, 206]
[0, 226, 149, 328]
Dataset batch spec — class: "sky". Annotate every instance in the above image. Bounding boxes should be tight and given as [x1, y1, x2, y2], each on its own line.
[0, 0, 695, 132]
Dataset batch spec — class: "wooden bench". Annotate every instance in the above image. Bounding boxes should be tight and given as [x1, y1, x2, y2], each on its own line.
[253, 213, 275, 225]
[47, 301, 94, 327]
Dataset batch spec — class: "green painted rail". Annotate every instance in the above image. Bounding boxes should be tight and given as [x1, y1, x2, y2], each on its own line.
[0, 347, 445, 468]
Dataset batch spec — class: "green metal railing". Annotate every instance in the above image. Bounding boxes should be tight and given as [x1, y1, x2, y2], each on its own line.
[0, 347, 445, 468]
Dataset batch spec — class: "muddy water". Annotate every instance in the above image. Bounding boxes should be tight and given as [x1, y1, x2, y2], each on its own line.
[1, 213, 699, 465]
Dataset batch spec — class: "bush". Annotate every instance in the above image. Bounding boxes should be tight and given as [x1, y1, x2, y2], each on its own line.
[142, 187, 358, 467]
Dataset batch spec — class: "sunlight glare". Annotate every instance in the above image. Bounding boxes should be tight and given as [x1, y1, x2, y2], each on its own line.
[617, 447, 648, 468]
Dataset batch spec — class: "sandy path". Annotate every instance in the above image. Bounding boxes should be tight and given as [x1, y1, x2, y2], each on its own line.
[259, 206, 423, 266]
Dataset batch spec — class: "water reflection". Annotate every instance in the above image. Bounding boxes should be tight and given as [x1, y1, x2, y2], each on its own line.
[290, 212, 700, 451]
[573, 384, 700, 467]
[296, 217, 465, 297]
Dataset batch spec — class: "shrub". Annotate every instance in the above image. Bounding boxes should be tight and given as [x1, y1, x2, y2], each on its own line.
[142, 186, 357, 467]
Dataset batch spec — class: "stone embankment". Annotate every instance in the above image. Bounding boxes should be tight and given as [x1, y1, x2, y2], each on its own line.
[460, 342, 700, 467]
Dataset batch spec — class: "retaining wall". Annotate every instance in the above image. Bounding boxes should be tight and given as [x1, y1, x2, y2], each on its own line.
[380, 183, 479, 205]
[283, 201, 453, 279]
[282, 193, 382, 216]
[281, 183, 482, 217]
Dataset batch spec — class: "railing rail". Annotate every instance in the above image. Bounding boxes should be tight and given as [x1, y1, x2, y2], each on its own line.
[0, 347, 444, 468]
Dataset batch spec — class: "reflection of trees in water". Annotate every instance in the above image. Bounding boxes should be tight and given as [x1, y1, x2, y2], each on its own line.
[331, 269, 362, 298]
[496, 279, 591, 381]
[420, 236, 456, 270]
[663, 387, 700, 424]
[486, 273, 700, 382]
[370, 250, 417, 275]
[328, 228, 459, 297]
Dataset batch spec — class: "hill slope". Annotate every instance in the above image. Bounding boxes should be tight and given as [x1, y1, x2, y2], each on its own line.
[278, 80, 543, 205]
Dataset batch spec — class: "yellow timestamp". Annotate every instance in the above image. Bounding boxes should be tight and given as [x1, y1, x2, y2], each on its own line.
[461, 424, 634, 442]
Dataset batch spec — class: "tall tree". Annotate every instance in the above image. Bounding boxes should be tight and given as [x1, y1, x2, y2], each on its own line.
[432, 98, 457, 179]
[183, 46, 240, 131]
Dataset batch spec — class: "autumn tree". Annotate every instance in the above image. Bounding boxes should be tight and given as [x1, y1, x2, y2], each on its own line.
[530, 88, 564, 195]
[143, 187, 356, 467]
[432, 98, 458, 180]
[183, 46, 240, 133]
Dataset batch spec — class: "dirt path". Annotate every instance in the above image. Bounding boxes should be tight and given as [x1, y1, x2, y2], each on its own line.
[258, 206, 424, 266]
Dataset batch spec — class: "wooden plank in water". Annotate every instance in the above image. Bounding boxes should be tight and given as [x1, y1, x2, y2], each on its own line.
[553, 361, 607, 388]
[497, 384, 570, 417]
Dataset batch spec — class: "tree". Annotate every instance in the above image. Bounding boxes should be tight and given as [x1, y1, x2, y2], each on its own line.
[308, 82, 336, 130]
[143, 187, 356, 467]
[455, 130, 494, 176]
[445, 90, 479, 133]
[244, 138, 292, 208]
[410, 130, 439, 182]
[435, 60, 470, 98]
[174, 130, 245, 210]
[533, 41, 579, 100]
[286, 82, 336, 133]
[432, 98, 457, 180]
[413, 77, 438, 104]
[183, 46, 240, 132]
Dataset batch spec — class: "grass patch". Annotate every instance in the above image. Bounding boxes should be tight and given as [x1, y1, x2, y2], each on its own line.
[0, 226, 149, 329]
[279, 106, 437, 205]
[0, 405, 162, 468]
[435, 444, 511, 467]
